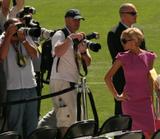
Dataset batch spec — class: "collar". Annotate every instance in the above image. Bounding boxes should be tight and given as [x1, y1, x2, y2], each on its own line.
[65, 26, 72, 34]
[120, 22, 134, 28]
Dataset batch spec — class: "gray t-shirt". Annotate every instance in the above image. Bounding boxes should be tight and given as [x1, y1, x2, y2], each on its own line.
[0, 36, 37, 90]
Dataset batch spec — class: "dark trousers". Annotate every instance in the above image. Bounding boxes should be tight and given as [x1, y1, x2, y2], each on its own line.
[0, 63, 7, 131]
[35, 72, 42, 117]
[114, 99, 122, 115]
[114, 99, 122, 139]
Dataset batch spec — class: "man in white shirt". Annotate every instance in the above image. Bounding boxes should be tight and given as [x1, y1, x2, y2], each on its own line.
[49, 9, 92, 138]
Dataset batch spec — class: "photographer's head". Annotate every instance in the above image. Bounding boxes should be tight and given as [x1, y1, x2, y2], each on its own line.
[65, 9, 84, 33]
[4, 18, 20, 31]
[4, 18, 24, 42]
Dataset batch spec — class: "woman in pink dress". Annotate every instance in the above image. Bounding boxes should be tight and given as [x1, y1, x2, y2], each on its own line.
[104, 27, 156, 139]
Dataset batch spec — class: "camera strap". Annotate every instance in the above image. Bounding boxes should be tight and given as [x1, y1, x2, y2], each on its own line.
[81, 58, 88, 76]
[54, 28, 69, 73]
[74, 46, 88, 77]
[57, 28, 69, 72]
[13, 42, 27, 67]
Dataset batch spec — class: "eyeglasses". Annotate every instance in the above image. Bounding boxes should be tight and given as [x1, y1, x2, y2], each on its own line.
[121, 12, 137, 16]
[121, 38, 133, 44]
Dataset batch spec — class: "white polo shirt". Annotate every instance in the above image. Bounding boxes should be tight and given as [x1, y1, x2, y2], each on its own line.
[50, 29, 79, 83]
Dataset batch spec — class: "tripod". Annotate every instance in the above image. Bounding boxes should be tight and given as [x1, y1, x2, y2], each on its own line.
[77, 76, 88, 120]
[76, 75, 99, 131]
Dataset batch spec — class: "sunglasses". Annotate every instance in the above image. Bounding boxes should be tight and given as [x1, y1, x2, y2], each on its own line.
[121, 38, 133, 44]
[121, 12, 137, 16]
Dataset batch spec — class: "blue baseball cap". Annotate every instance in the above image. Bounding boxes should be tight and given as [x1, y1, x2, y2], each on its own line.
[65, 9, 85, 20]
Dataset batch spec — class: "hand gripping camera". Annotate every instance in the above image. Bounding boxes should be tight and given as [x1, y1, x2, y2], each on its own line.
[73, 32, 101, 52]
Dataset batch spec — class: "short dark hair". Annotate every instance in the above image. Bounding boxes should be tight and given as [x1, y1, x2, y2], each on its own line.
[4, 18, 19, 31]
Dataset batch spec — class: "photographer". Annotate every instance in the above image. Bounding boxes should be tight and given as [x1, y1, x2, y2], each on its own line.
[0, 18, 38, 138]
[16, 5, 44, 118]
[48, 9, 91, 138]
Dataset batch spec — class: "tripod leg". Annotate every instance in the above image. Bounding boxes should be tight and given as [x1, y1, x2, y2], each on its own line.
[77, 92, 81, 121]
[35, 72, 42, 118]
[87, 88, 99, 134]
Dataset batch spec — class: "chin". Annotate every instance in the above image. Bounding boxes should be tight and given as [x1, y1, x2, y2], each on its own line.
[124, 48, 129, 51]
[123, 46, 127, 50]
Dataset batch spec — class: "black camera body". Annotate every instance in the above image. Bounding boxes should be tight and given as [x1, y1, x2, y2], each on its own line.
[83, 40, 101, 52]
[15, 23, 24, 29]
[16, 23, 41, 38]
[73, 32, 101, 52]
[22, 14, 40, 28]
[22, 15, 41, 38]
[23, 27, 41, 38]
[16, 22, 41, 38]
[17, 6, 36, 18]
[16, 6, 41, 38]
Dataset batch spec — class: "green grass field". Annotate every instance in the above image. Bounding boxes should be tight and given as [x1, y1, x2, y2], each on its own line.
[25, 0, 160, 126]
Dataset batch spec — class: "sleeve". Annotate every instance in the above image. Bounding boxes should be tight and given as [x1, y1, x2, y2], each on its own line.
[0, 33, 5, 45]
[107, 31, 119, 62]
[151, 52, 157, 59]
[1, 0, 10, 17]
[148, 52, 157, 70]
[149, 52, 157, 62]
[115, 52, 124, 63]
[51, 30, 65, 56]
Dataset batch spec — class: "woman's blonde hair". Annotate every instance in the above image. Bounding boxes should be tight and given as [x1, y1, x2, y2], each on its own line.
[121, 27, 144, 46]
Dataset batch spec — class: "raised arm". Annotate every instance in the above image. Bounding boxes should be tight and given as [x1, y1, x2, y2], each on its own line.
[0, 23, 16, 61]
[1, 0, 11, 17]
[14, 0, 24, 11]
[9, 0, 24, 18]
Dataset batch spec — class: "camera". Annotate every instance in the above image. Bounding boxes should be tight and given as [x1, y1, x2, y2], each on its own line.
[15, 22, 41, 38]
[85, 32, 99, 40]
[22, 14, 40, 28]
[40, 28, 55, 39]
[17, 6, 38, 28]
[16, 6, 36, 18]
[83, 40, 101, 52]
[15, 23, 25, 29]
[23, 27, 41, 38]
[16, 6, 42, 38]
[73, 32, 101, 52]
